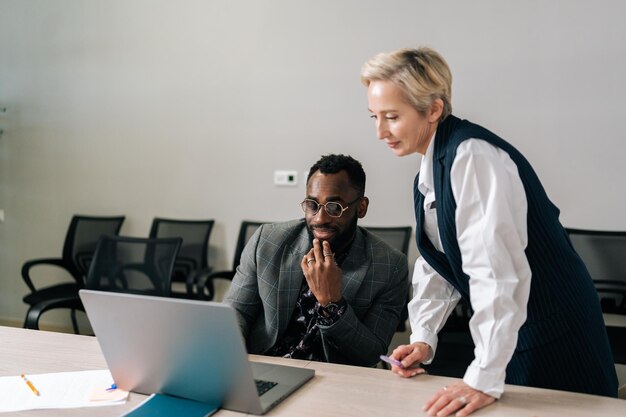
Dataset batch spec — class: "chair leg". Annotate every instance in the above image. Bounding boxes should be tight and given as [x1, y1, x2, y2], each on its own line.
[70, 309, 80, 334]
[24, 307, 41, 330]
[185, 272, 197, 298]
[196, 274, 215, 301]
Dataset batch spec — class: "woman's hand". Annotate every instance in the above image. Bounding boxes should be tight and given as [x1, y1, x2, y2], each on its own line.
[423, 381, 496, 416]
[388, 342, 429, 377]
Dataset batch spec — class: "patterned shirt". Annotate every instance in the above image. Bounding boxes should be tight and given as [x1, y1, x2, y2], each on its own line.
[266, 252, 348, 361]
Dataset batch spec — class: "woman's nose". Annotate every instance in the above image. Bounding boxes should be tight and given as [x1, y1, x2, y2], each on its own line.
[376, 120, 388, 139]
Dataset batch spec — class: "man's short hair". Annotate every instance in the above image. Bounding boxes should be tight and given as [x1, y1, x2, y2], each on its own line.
[307, 154, 366, 196]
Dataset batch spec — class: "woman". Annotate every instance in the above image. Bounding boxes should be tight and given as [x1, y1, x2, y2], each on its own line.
[361, 47, 617, 417]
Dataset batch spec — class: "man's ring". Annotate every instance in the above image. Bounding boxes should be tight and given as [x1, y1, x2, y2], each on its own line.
[458, 395, 467, 405]
[323, 252, 333, 257]
[307, 258, 315, 264]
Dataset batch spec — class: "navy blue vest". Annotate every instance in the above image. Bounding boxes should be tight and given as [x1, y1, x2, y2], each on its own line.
[414, 115, 617, 395]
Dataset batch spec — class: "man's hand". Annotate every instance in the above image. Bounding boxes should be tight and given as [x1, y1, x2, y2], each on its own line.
[423, 381, 496, 417]
[301, 239, 342, 306]
[389, 342, 429, 377]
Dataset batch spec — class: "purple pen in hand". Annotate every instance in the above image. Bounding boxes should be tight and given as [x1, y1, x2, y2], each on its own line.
[379, 355, 405, 369]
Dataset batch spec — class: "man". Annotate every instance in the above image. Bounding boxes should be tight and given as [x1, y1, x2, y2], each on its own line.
[224, 154, 408, 367]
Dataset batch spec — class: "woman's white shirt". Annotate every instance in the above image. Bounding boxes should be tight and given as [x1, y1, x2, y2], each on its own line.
[409, 136, 532, 398]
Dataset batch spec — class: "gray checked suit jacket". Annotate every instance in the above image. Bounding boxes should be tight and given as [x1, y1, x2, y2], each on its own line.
[224, 219, 409, 367]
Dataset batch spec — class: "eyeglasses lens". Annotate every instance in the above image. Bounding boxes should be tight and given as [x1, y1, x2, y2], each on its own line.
[324, 202, 342, 217]
[302, 200, 319, 214]
[301, 199, 347, 218]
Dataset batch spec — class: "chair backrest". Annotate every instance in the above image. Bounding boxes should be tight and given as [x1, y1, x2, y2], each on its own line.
[86, 235, 182, 297]
[566, 228, 626, 315]
[62, 215, 126, 279]
[363, 226, 412, 256]
[149, 218, 214, 282]
[232, 221, 265, 270]
[363, 225, 413, 333]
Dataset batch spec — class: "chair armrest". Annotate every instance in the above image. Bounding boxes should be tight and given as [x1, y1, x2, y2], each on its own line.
[195, 270, 235, 300]
[21, 258, 74, 293]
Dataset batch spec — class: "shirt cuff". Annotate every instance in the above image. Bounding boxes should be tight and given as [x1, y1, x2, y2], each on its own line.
[463, 362, 505, 399]
[316, 298, 347, 326]
[409, 328, 437, 364]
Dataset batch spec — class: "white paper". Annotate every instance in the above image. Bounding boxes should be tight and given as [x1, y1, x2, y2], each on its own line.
[0, 369, 128, 412]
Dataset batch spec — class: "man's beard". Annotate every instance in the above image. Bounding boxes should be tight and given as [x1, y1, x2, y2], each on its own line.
[306, 215, 358, 254]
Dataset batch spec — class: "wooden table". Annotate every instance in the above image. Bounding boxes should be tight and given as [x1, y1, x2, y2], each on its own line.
[0, 326, 623, 416]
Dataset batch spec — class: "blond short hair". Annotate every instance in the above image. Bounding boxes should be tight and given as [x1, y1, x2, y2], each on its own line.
[360, 47, 452, 121]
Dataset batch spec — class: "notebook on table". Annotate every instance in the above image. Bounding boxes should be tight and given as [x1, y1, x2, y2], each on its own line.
[79, 289, 314, 415]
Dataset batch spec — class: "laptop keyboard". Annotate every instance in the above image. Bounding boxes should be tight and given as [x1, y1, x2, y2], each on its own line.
[255, 379, 278, 396]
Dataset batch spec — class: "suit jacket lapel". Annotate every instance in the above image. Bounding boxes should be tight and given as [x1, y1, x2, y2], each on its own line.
[275, 227, 370, 318]
[276, 226, 309, 333]
[340, 229, 369, 302]
[274, 226, 370, 334]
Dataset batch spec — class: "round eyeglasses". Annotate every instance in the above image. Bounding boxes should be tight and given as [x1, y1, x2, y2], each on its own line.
[300, 197, 362, 218]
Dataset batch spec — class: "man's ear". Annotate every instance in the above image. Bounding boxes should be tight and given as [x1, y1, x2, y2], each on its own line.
[357, 197, 369, 218]
[428, 98, 444, 123]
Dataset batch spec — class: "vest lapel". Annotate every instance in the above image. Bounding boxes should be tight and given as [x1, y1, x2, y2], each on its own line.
[414, 117, 469, 298]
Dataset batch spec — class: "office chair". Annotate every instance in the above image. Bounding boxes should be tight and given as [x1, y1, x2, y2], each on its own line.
[149, 218, 214, 298]
[566, 227, 626, 364]
[363, 226, 412, 332]
[85, 235, 182, 297]
[363, 226, 412, 257]
[22, 215, 125, 332]
[196, 221, 265, 301]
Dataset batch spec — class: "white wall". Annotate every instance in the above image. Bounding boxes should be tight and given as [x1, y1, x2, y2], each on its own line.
[1, 0, 626, 328]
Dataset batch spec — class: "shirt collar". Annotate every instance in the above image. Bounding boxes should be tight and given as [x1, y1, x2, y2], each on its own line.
[417, 131, 437, 199]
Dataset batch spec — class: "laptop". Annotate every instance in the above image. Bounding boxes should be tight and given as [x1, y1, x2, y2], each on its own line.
[79, 289, 314, 414]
